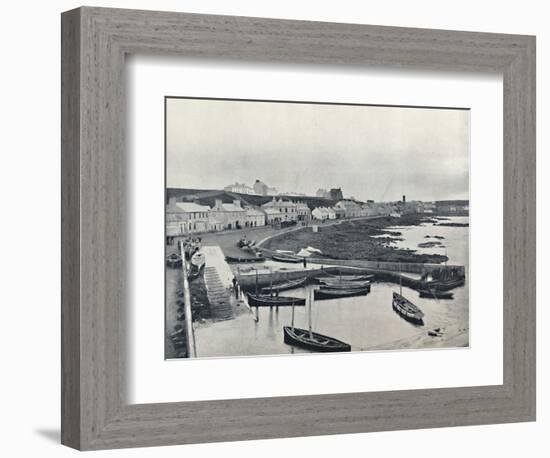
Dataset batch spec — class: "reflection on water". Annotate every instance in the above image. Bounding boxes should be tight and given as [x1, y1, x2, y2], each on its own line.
[194, 217, 469, 358]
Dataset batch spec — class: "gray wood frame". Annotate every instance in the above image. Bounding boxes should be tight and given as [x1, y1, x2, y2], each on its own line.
[61, 6, 536, 451]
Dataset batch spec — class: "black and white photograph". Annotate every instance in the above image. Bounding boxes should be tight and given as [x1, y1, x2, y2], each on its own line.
[165, 97, 470, 359]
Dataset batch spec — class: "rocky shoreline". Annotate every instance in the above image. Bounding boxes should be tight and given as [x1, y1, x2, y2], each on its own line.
[263, 214, 448, 264]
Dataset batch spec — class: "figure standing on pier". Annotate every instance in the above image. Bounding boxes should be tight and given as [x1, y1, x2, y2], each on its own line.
[232, 276, 239, 300]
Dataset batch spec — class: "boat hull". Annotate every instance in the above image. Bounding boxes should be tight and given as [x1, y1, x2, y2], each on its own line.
[319, 279, 371, 289]
[225, 255, 265, 264]
[260, 278, 307, 294]
[283, 326, 351, 352]
[247, 293, 306, 307]
[271, 254, 302, 263]
[392, 292, 424, 325]
[418, 277, 465, 291]
[417, 289, 454, 299]
[314, 286, 370, 300]
[166, 254, 182, 268]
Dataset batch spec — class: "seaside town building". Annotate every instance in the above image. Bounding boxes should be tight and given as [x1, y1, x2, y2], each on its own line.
[312, 207, 330, 221]
[263, 207, 283, 225]
[166, 198, 211, 235]
[253, 179, 278, 196]
[261, 198, 298, 223]
[223, 182, 255, 194]
[245, 207, 266, 228]
[435, 200, 469, 215]
[315, 188, 330, 198]
[333, 207, 346, 219]
[210, 199, 247, 230]
[335, 199, 362, 218]
[295, 201, 312, 222]
[329, 188, 344, 201]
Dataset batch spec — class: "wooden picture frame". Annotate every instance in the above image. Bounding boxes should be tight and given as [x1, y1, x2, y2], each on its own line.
[61, 6, 536, 450]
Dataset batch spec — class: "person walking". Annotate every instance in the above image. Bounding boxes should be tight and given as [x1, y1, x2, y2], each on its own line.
[303, 257, 307, 269]
[232, 276, 239, 300]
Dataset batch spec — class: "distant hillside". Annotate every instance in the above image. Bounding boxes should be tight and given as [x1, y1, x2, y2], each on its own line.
[166, 187, 336, 209]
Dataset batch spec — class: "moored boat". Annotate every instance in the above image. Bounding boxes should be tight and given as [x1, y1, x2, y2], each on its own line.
[418, 277, 465, 291]
[417, 289, 454, 299]
[260, 277, 307, 294]
[246, 293, 306, 307]
[314, 286, 370, 300]
[283, 326, 351, 352]
[271, 253, 303, 263]
[166, 253, 182, 268]
[317, 272, 373, 282]
[392, 291, 424, 325]
[319, 279, 371, 289]
[191, 252, 205, 269]
[225, 255, 265, 264]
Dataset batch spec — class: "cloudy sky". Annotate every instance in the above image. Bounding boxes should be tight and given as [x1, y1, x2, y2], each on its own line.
[166, 97, 469, 202]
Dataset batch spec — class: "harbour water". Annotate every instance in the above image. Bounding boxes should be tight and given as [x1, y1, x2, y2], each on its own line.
[192, 216, 470, 358]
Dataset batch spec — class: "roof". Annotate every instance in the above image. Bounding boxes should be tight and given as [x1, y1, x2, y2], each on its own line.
[220, 203, 246, 212]
[262, 198, 296, 208]
[313, 207, 330, 214]
[246, 208, 265, 216]
[168, 202, 210, 213]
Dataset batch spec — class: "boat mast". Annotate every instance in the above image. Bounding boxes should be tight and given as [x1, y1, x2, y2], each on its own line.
[308, 288, 313, 339]
[399, 262, 403, 296]
[291, 298, 295, 331]
[255, 268, 258, 295]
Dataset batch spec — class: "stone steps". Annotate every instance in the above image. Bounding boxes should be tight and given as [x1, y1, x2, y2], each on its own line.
[204, 266, 234, 321]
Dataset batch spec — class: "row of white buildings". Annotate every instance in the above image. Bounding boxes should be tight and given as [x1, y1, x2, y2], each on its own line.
[166, 197, 313, 237]
[166, 195, 438, 237]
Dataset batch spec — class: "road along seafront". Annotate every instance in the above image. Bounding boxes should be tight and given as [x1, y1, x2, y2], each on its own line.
[166, 215, 469, 358]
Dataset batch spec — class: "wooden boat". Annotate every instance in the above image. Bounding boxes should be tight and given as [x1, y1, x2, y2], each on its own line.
[166, 253, 182, 268]
[225, 255, 265, 264]
[246, 293, 306, 307]
[392, 291, 424, 325]
[271, 253, 303, 263]
[319, 278, 371, 289]
[188, 263, 204, 281]
[314, 286, 370, 300]
[417, 289, 454, 299]
[191, 252, 205, 269]
[318, 272, 373, 282]
[419, 277, 465, 291]
[260, 277, 307, 293]
[283, 326, 351, 352]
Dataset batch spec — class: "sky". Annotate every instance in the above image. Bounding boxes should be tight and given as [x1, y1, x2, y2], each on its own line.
[166, 97, 470, 202]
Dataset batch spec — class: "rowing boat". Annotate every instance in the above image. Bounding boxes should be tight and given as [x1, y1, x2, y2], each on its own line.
[392, 291, 424, 325]
[271, 253, 303, 263]
[283, 326, 351, 352]
[225, 255, 265, 264]
[314, 286, 370, 300]
[417, 289, 454, 299]
[246, 293, 306, 307]
[260, 277, 307, 293]
[319, 279, 371, 289]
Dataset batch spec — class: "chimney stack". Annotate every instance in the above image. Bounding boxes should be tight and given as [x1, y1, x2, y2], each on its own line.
[233, 199, 241, 208]
[214, 199, 222, 209]
[402, 195, 406, 203]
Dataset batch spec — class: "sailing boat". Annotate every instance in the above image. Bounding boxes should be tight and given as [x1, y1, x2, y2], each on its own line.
[283, 288, 351, 352]
[247, 268, 306, 306]
[392, 264, 425, 325]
